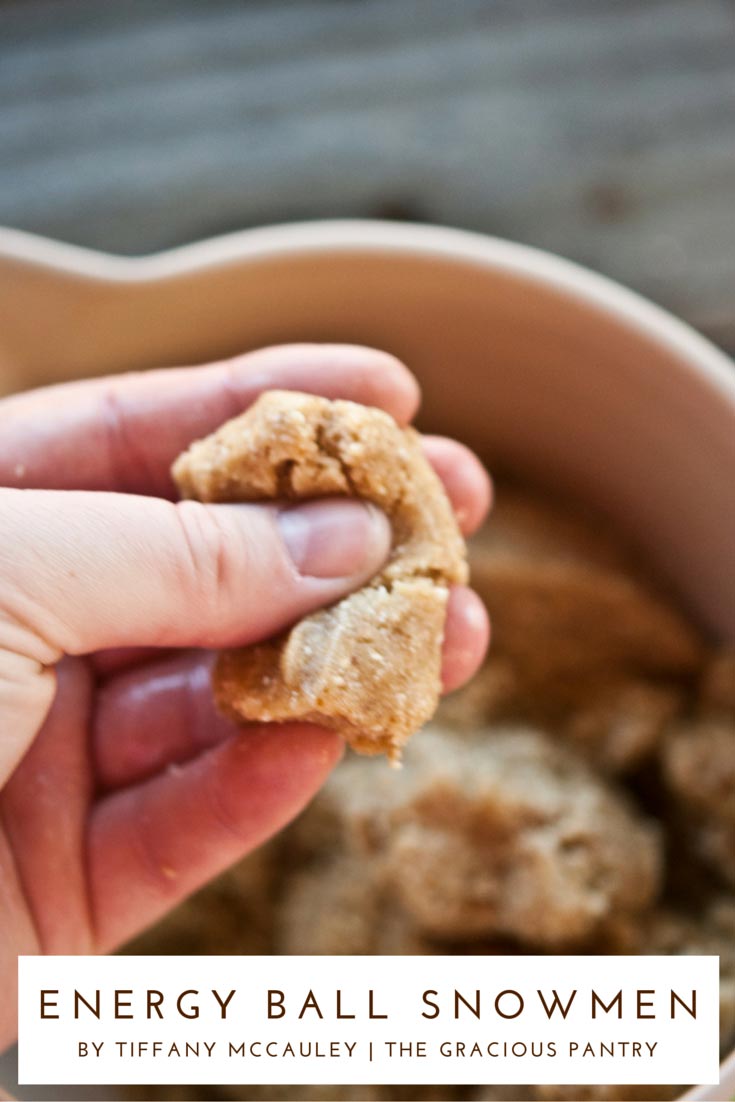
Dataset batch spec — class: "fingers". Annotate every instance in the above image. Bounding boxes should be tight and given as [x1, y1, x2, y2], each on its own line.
[0, 491, 392, 657]
[0, 342, 491, 539]
[441, 586, 491, 692]
[422, 436, 492, 535]
[85, 434, 490, 682]
[95, 651, 232, 789]
[87, 587, 489, 949]
[88, 723, 343, 951]
[90, 646, 173, 678]
[0, 489, 391, 762]
[94, 586, 490, 791]
[0, 345, 419, 495]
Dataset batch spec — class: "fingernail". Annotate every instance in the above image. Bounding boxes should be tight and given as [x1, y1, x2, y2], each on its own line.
[278, 499, 391, 579]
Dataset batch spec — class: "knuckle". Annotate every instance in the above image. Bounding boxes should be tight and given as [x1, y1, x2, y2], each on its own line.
[171, 501, 256, 645]
[173, 500, 232, 605]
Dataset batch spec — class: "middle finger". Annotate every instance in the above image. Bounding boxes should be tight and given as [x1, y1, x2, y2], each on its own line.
[94, 588, 489, 790]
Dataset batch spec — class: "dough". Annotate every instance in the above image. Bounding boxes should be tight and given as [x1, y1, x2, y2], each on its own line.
[700, 650, 735, 711]
[641, 896, 735, 1056]
[468, 555, 703, 706]
[470, 484, 634, 572]
[305, 725, 662, 948]
[437, 500, 704, 770]
[661, 717, 735, 886]
[172, 391, 467, 760]
[525, 896, 735, 1100]
[439, 666, 683, 772]
[533, 1085, 680, 1101]
[558, 678, 683, 771]
[118, 479, 734, 1102]
[274, 853, 435, 956]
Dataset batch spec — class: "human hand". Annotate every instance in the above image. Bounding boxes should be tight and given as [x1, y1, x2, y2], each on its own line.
[0, 344, 490, 1048]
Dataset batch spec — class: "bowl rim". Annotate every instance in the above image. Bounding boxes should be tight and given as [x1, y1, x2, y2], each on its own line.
[1, 218, 734, 404]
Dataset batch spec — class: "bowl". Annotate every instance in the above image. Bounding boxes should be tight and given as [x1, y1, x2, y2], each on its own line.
[0, 219, 733, 1100]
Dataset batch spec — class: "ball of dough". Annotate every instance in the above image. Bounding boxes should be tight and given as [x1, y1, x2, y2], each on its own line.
[172, 391, 468, 760]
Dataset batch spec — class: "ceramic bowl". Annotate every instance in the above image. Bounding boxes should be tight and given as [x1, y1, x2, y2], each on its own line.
[0, 220, 733, 1100]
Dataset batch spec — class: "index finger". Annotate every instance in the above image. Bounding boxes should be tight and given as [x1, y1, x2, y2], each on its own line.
[0, 344, 419, 496]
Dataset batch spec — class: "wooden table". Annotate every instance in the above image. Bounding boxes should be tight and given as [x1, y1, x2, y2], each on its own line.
[1, 0, 734, 354]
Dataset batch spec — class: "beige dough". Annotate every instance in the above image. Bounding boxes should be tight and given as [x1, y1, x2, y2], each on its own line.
[661, 716, 735, 886]
[119, 479, 734, 1102]
[301, 725, 662, 949]
[274, 853, 435, 956]
[172, 390, 467, 760]
[436, 490, 704, 771]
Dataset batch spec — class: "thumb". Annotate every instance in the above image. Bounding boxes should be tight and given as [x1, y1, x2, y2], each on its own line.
[0, 487, 390, 779]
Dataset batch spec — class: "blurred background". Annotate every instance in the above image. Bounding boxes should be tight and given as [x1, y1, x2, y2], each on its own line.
[1, 0, 734, 356]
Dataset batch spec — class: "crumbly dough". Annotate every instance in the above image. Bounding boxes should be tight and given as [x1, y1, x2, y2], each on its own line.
[439, 668, 684, 773]
[470, 484, 634, 573]
[560, 679, 683, 770]
[528, 898, 735, 1102]
[469, 488, 703, 672]
[275, 854, 383, 955]
[661, 717, 735, 886]
[642, 896, 735, 1055]
[127, 1086, 387, 1102]
[436, 496, 704, 770]
[274, 853, 435, 956]
[302, 726, 662, 948]
[470, 1090, 535, 1102]
[533, 1084, 680, 1102]
[120, 481, 733, 1102]
[172, 390, 467, 760]
[701, 650, 735, 712]
[468, 555, 703, 705]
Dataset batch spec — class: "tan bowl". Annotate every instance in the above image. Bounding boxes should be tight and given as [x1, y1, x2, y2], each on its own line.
[0, 220, 733, 1100]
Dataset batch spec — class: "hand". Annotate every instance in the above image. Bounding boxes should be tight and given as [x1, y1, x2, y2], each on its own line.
[0, 344, 490, 1049]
